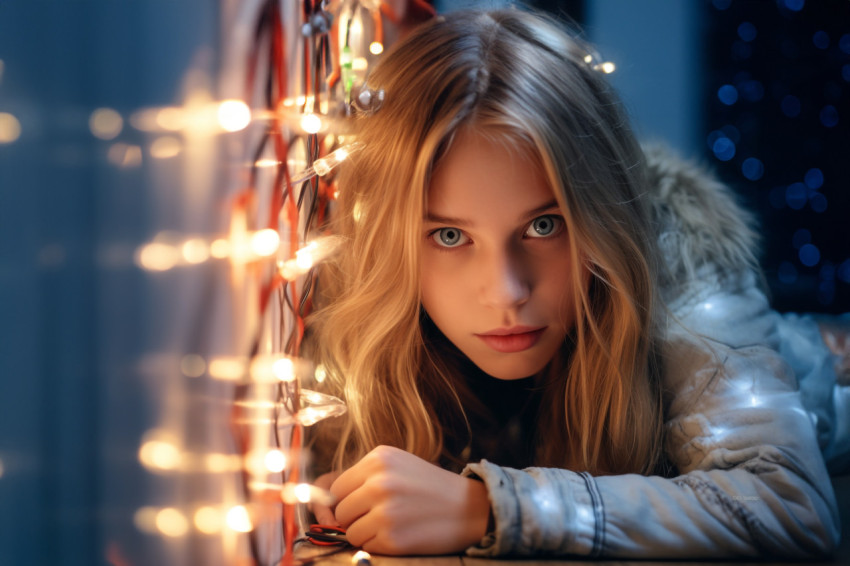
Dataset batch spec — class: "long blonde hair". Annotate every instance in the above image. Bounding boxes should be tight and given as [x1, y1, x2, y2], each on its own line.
[310, 9, 664, 476]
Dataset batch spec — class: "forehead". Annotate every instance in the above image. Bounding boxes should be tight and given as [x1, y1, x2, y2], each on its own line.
[427, 128, 554, 215]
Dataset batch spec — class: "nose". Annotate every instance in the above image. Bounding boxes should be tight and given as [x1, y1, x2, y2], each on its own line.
[479, 246, 531, 309]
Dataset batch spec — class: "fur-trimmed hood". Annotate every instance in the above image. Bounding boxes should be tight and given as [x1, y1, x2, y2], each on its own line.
[642, 144, 760, 295]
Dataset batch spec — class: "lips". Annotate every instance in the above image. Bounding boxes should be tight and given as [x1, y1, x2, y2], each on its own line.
[475, 326, 546, 353]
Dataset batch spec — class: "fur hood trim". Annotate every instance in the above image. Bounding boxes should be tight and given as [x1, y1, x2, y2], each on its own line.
[642, 144, 759, 290]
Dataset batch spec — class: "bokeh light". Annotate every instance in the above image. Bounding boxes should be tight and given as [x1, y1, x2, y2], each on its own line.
[226, 505, 253, 533]
[156, 508, 189, 537]
[0, 112, 22, 144]
[217, 100, 251, 132]
[89, 108, 123, 140]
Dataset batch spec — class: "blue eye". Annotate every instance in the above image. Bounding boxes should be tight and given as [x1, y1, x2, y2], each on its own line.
[525, 215, 564, 238]
[431, 227, 469, 247]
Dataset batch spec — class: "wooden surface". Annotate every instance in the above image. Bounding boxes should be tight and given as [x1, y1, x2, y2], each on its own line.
[297, 475, 850, 566]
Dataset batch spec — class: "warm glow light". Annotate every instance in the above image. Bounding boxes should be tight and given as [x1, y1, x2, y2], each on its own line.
[0, 112, 21, 144]
[250, 229, 280, 257]
[294, 483, 312, 503]
[584, 54, 593, 63]
[156, 507, 189, 537]
[137, 242, 179, 271]
[134, 507, 158, 534]
[194, 506, 223, 535]
[352, 57, 369, 72]
[597, 61, 616, 74]
[139, 439, 181, 471]
[181, 238, 210, 264]
[295, 243, 316, 270]
[226, 505, 253, 533]
[218, 100, 251, 132]
[264, 449, 287, 473]
[156, 107, 185, 131]
[205, 452, 240, 473]
[314, 364, 327, 383]
[352, 550, 372, 564]
[150, 136, 182, 159]
[208, 357, 245, 381]
[369, 42, 384, 55]
[300, 113, 322, 134]
[272, 357, 295, 382]
[108, 143, 143, 167]
[180, 354, 206, 378]
[254, 158, 279, 168]
[210, 238, 230, 259]
[353, 201, 363, 223]
[89, 108, 123, 140]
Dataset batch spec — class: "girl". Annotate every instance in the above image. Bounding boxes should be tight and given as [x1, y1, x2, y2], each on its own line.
[307, 8, 844, 559]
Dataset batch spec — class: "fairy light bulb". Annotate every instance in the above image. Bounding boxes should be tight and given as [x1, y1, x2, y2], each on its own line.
[352, 550, 372, 565]
[138, 438, 181, 471]
[181, 238, 210, 264]
[295, 242, 316, 270]
[156, 508, 189, 537]
[194, 506, 223, 535]
[294, 483, 312, 503]
[300, 113, 322, 134]
[226, 505, 253, 533]
[264, 449, 287, 473]
[0, 112, 20, 144]
[137, 242, 178, 271]
[250, 229, 280, 257]
[314, 364, 327, 383]
[272, 357, 295, 382]
[208, 357, 245, 381]
[595, 61, 616, 74]
[369, 42, 383, 55]
[217, 100, 251, 132]
[89, 108, 123, 140]
[209, 238, 230, 259]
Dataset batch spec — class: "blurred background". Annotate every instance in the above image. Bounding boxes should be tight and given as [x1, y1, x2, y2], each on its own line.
[0, 1, 847, 565]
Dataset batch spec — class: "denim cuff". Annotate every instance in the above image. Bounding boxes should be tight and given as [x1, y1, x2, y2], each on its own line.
[461, 460, 601, 556]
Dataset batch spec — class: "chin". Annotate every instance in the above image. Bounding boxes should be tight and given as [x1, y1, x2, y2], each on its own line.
[470, 357, 548, 381]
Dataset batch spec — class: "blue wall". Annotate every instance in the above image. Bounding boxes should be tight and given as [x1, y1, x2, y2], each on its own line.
[0, 2, 217, 565]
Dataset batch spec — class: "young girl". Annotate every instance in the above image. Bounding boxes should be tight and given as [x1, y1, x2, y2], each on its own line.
[307, 8, 844, 559]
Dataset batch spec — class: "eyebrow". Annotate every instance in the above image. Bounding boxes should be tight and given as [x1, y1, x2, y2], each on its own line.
[424, 199, 561, 226]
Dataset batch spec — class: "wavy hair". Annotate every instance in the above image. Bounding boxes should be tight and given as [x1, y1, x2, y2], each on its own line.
[310, 9, 664, 476]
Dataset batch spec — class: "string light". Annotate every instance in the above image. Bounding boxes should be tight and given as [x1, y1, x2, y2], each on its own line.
[225, 505, 253, 533]
[264, 449, 287, 473]
[300, 113, 322, 134]
[272, 357, 295, 382]
[150, 136, 182, 159]
[138, 437, 181, 471]
[0, 112, 21, 144]
[352, 550, 372, 565]
[249, 229, 280, 257]
[89, 108, 123, 140]
[156, 508, 189, 537]
[369, 42, 384, 55]
[217, 99, 252, 132]
[133, 507, 159, 534]
[194, 506, 223, 535]
[208, 357, 246, 381]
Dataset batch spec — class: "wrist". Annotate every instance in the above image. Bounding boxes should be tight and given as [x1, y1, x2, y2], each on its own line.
[465, 477, 493, 547]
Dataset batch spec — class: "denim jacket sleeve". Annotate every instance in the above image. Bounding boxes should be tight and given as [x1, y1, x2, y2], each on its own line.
[462, 271, 841, 559]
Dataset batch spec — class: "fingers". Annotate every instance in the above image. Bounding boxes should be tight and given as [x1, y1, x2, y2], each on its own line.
[311, 502, 339, 527]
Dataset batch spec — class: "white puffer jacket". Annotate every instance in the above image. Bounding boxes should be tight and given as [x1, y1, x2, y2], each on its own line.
[462, 147, 846, 559]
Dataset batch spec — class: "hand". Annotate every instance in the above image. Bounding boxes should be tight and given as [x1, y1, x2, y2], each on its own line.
[311, 471, 341, 526]
[330, 445, 491, 555]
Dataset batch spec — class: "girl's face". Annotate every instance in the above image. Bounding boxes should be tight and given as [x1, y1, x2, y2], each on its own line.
[420, 129, 579, 380]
